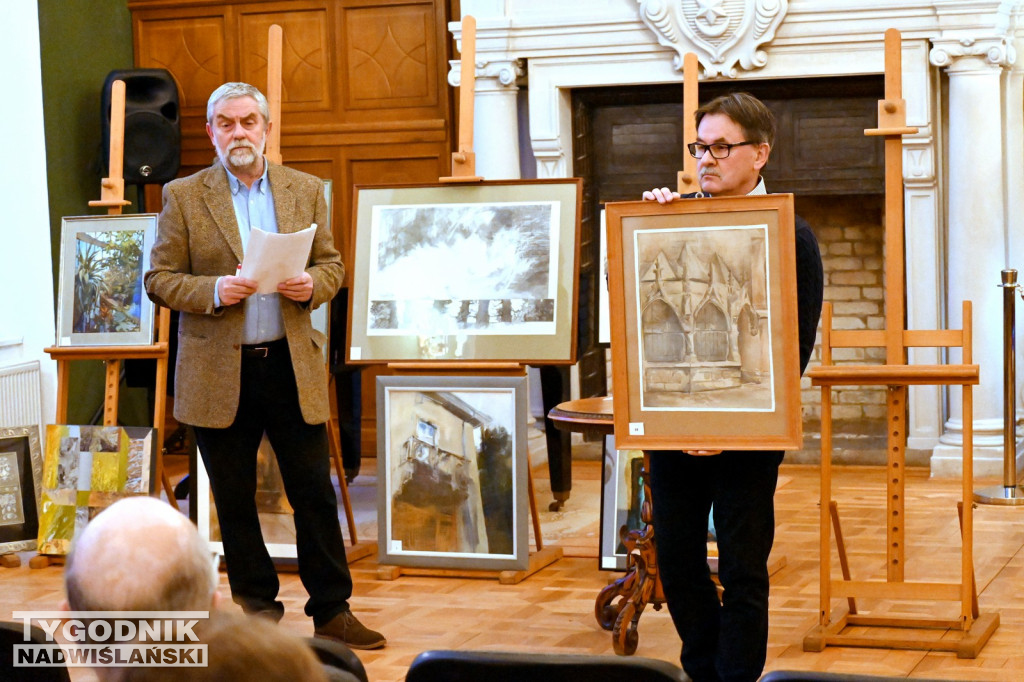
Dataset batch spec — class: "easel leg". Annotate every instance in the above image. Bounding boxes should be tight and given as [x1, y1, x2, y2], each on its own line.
[527, 448, 543, 551]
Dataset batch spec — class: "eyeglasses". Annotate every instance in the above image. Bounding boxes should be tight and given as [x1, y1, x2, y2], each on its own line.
[687, 141, 758, 159]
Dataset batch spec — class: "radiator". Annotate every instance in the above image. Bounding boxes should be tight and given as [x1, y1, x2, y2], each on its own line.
[0, 359, 42, 431]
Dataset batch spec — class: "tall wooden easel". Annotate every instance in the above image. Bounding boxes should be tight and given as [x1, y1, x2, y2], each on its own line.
[596, 52, 699, 654]
[255, 23, 371, 560]
[374, 16, 561, 584]
[35, 80, 176, 568]
[802, 29, 998, 656]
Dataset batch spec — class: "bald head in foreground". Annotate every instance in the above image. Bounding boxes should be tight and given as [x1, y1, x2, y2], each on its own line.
[64, 497, 219, 613]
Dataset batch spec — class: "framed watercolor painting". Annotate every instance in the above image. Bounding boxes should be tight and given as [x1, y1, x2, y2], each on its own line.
[36, 425, 156, 555]
[376, 374, 529, 571]
[347, 179, 582, 364]
[55, 214, 158, 347]
[605, 194, 802, 451]
[0, 426, 43, 554]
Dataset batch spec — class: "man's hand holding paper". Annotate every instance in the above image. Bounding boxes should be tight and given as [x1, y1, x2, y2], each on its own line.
[239, 224, 318, 295]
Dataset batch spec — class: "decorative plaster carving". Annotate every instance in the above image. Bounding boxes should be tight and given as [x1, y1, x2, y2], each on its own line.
[448, 58, 525, 88]
[636, 0, 788, 78]
[904, 144, 934, 184]
[929, 36, 1016, 69]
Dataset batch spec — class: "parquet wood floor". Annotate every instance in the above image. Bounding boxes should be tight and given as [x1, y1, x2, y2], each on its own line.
[3, 459, 1024, 681]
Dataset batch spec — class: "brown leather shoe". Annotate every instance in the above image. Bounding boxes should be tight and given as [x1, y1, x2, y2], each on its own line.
[314, 610, 386, 650]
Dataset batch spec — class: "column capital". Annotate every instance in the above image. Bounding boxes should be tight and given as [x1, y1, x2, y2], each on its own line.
[929, 35, 1016, 70]
[448, 58, 525, 89]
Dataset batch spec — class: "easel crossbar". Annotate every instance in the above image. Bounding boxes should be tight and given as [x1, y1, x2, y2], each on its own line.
[828, 328, 968, 348]
[830, 579, 962, 601]
[810, 364, 978, 386]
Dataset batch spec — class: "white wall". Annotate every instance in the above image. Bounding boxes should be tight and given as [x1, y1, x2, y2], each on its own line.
[0, 0, 57, 427]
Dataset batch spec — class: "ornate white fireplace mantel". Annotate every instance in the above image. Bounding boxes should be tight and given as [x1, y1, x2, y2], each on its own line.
[453, 0, 1024, 476]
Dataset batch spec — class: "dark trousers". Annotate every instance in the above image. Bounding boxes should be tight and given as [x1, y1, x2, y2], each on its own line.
[648, 450, 784, 682]
[193, 339, 352, 628]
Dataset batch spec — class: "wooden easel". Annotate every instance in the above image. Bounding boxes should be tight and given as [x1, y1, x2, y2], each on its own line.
[802, 29, 998, 657]
[596, 54, 787, 653]
[596, 53, 700, 653]
[677, 53, 700, 196]
[375, 16, 561, 584]
[256, 23, 372, 560]
[34, 80, 176, 568]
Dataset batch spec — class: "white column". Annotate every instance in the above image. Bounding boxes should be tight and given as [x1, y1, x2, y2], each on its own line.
[929, 37, 1017, 477]
[472, 59, 524, 180]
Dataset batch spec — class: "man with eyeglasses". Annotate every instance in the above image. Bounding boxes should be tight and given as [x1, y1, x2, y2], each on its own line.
[641, 92, 823, 682]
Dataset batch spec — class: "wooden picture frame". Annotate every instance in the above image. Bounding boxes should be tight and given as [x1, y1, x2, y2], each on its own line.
[605, 194, 802, 450]
[598, 435, 645, 571]
[56, 214, 158, 347]
[376, 374, 529, 571]
[347, 179, 582, 364]
[37, 425, 156, 555]
[0, 426, 43, 554]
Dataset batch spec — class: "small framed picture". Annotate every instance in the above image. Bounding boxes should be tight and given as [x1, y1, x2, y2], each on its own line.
[376, 374, 529, 571]
[56, 214, 158, 346]
[605, 194, 803, 451]
[598, 436, 646, 571]
[348, 179, 582, 364]
[0, 426, 43, 554]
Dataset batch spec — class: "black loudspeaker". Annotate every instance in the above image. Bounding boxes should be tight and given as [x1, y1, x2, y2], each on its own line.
[102, 68, 181, 184]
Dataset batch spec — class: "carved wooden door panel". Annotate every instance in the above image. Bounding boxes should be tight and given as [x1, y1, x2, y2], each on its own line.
[130, 0, 457, 455]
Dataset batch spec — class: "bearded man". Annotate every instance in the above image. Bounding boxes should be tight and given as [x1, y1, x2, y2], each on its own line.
[145, 82, 385, 650]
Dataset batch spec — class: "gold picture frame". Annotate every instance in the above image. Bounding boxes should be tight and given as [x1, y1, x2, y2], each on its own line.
[605, 194, 802, 451]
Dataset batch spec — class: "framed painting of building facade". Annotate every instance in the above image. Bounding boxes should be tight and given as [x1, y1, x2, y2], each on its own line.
[56, 214, 158, 347]
[376, 374, 529, 571]
[605, 194, 802, 451]
[0, 426, 43, 554]
[347, 179, 582, 364]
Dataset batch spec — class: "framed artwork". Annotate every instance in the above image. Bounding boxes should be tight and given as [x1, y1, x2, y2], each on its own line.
[194, 301, 334, 561]
[598, 436, 646, 571]
[36, 425, 156, 555]
[376, 374, 529, 571]
[56, 214, 158, 346]
[347, 179, 582, 364]
[605, 194, 802, 451]
[0, 426, 43, 554]
[195, 436, 303, 562]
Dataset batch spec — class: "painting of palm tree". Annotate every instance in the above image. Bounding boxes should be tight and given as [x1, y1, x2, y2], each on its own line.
[57, 214, 157, 346]
[73, 230, 144, 334]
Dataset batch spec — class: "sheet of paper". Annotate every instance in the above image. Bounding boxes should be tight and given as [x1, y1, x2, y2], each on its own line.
[239, 224, 317, 294]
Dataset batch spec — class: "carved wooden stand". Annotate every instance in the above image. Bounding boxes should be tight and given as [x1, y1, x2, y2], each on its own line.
[594, 452, 665, 655]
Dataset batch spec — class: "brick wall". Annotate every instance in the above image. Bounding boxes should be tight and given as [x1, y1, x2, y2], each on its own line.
[794, 194, 891, 463]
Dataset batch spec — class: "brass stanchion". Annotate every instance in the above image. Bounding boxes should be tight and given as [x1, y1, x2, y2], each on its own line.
[974, 269, 1024, 505]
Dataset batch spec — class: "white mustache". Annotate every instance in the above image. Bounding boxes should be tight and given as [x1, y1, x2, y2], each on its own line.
[227, 140, 257, 153]
[699, 170, 720, 179]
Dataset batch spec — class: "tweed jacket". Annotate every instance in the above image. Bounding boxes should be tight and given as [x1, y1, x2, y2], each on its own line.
[145, 160, 343, 428]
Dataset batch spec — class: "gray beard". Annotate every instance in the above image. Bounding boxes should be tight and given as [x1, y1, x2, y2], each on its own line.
[216, 138, 264, 171]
